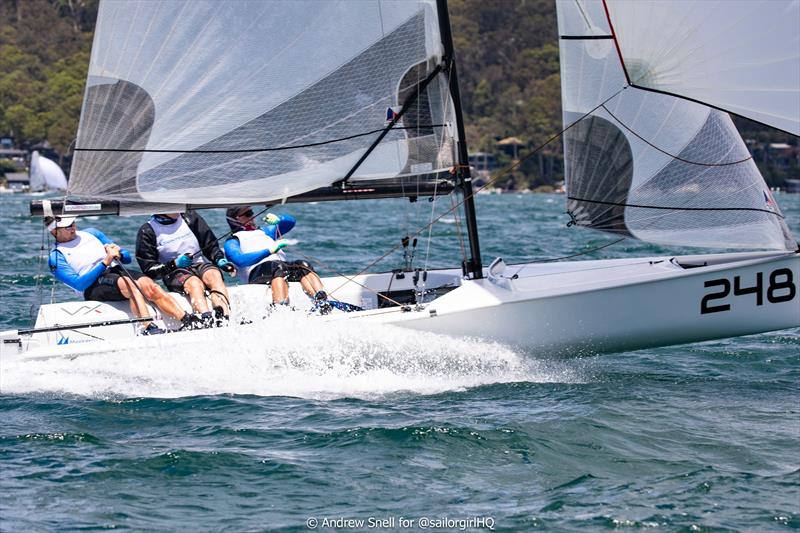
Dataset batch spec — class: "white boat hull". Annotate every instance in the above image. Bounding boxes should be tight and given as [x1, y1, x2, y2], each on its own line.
[388, 251, 799, 354]
[2, 251, 797, 360]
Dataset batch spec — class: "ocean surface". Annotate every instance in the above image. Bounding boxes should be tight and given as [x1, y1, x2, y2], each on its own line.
[0, 192, 798, 531]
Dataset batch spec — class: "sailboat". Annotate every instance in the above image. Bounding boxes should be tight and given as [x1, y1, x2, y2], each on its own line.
[28, 151, 68, 192]
[1, 0, 797, 360]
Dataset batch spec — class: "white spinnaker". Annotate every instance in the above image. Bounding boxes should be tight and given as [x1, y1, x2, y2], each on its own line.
[556, 0, 795, 251]
[605, 0, 800, 136]
[29, 151, 68, 191]
[68, 0, 455, 211]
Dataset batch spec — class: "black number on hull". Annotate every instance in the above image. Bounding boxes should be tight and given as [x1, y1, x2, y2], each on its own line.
[701, 268, 796, 314]
[767, 268, 795, 303]
[733, 273, 763, 306]
[701, 279, 731, 314]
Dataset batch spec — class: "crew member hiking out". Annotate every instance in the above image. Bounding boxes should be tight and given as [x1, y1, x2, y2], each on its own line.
[136, 211, 235, 328]
[46, 216, 191, 335]
[223, 206, 332, 314]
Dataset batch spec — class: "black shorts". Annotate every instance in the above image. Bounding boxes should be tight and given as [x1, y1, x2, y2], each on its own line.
[83, 266, 146, 301]
[249, 260, 314, 285]
[163, 263, 220, 294]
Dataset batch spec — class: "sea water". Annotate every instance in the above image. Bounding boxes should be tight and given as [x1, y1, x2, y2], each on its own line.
[0, 193, 797, 531]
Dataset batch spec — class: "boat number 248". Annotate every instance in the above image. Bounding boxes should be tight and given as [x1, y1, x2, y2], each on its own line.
[701, 268, 796, 314]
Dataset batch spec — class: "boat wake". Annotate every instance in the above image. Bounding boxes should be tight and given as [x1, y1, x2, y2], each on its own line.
[0, 314, 584, 399]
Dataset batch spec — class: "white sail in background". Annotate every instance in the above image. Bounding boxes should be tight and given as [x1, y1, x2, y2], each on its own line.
[29, 151, 68, 191]
[68, 0, 456, 212]
[556, 0, 796, 251]
[605, 0, 800, 136]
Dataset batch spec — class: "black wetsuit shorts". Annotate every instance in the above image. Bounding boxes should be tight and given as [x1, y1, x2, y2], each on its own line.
[83, 266, 146, 301]
[163, 263, 221, 293]
[249, 260, 314, 285]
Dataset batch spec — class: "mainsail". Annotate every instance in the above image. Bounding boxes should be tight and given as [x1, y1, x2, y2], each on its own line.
[29, 151, 68, 191]
[67, 0, 457, 214]
[556, 0, 796, 251]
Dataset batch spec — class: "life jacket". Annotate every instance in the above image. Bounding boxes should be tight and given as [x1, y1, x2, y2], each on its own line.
[233, 228, 286, 283]
[148, 215, 207, 265]
[53, 230, 106, 276]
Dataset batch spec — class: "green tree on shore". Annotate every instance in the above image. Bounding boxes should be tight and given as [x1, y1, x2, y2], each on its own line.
[0, 0, 94, 158]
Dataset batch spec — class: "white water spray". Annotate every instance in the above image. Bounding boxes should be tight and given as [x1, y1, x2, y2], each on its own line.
[0, 313, 583, 399]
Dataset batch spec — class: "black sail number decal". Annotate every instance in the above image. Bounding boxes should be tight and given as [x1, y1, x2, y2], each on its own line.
[701, 268, 796, 314]
[768, 269, 796, 303]
[701, 279, 731, 314]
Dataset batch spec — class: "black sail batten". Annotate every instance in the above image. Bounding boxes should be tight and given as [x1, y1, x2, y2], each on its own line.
[437, 0, 483, 279]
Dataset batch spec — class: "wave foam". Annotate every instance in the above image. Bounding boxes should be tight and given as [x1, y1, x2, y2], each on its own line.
[1, 314, 584, 399]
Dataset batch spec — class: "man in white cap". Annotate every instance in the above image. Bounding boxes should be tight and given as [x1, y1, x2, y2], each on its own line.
[47, 216, 193, 334]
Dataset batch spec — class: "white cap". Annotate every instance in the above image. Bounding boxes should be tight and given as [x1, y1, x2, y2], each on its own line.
[47, 216, 77, 231]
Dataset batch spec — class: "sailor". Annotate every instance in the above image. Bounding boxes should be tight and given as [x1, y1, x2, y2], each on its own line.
[46, 216, 191, 335]
[136, 211, 236, 328]
[223, 206, 331, 313]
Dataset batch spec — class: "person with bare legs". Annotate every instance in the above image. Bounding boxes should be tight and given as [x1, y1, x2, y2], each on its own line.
[46, 216, 191, 334]
[136, 211, 236, 328]
[223, 206, 333, 313]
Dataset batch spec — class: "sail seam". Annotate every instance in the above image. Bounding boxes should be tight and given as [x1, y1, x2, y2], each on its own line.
[567, 196, 785, 218]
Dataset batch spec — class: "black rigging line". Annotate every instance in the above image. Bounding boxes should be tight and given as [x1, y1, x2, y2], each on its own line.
[74, 125, 445, 154]
[601, 105, 753, 167]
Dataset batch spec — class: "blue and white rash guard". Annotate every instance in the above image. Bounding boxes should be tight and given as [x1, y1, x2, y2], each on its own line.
[48, 228, 132, 292]
[224, 214, 295, 283]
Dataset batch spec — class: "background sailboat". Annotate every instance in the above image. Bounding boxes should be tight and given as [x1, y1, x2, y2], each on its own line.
[28, 151, 68, 192]
[4, 0, 798, 359]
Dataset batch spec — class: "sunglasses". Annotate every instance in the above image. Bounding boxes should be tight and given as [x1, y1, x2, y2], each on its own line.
[238, 210, 254, 218]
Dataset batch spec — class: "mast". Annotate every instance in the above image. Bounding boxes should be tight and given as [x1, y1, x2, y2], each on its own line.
[436, 0, 483, 279]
